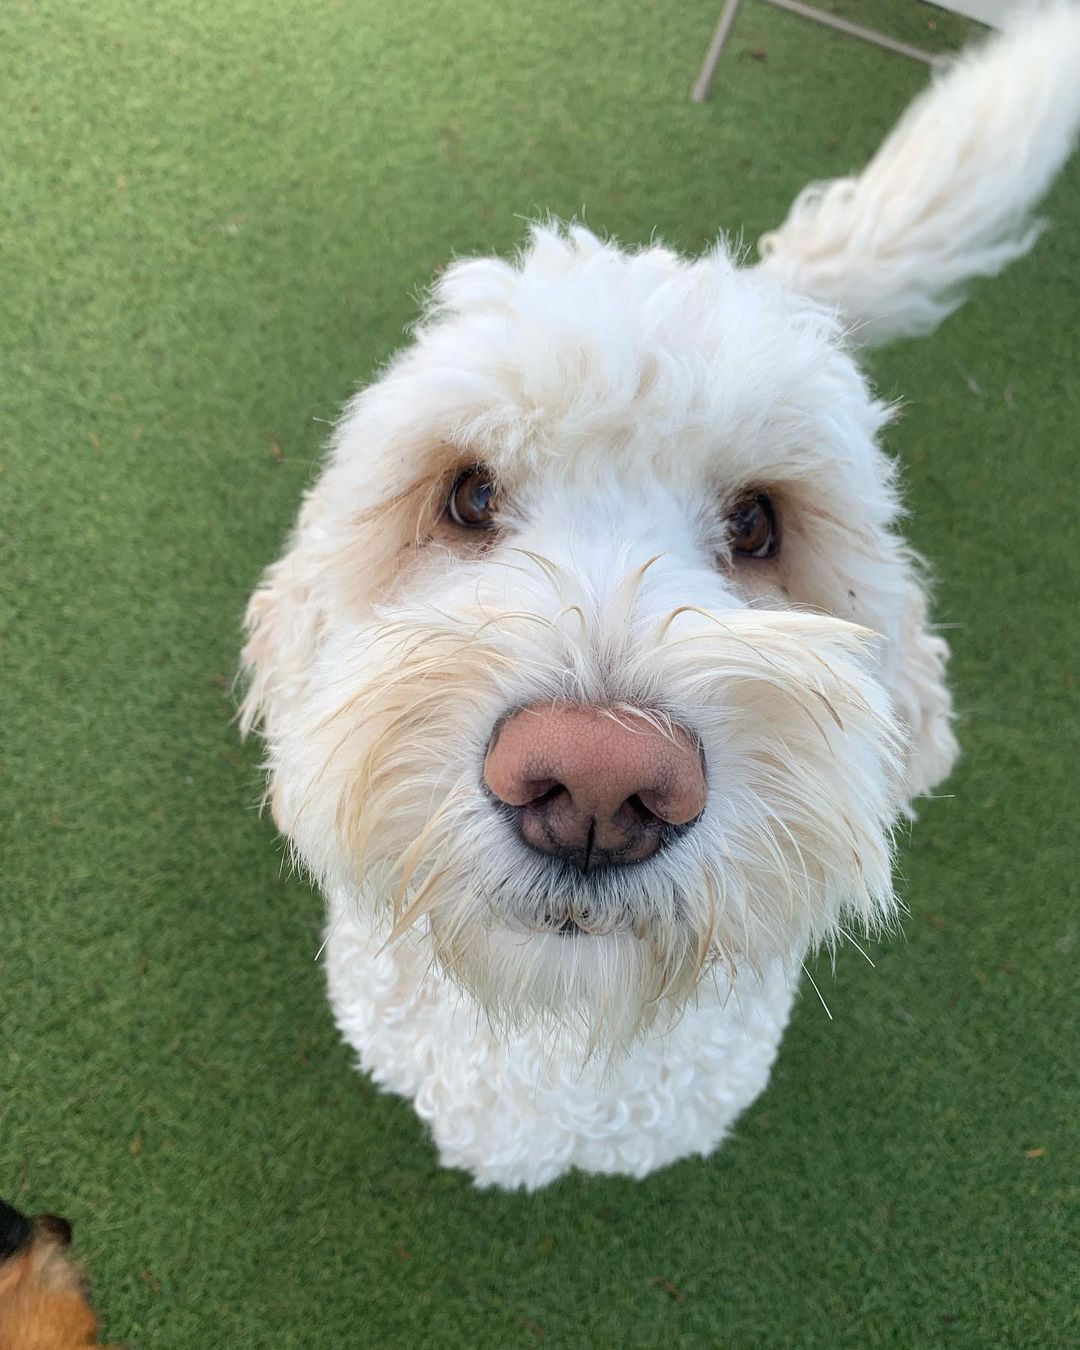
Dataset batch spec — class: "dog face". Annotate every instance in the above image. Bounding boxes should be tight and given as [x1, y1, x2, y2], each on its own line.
[242, 227, 956, 1045]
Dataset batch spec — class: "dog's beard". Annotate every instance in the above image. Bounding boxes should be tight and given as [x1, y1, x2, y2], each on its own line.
[278, 575, 906, 1050]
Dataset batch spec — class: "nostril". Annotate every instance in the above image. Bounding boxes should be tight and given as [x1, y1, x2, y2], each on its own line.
[523, 780, 564, 808]
[624, 792, 661, 827]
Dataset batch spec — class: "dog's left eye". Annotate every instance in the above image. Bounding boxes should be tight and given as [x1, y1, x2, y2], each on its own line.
[729, 491, 779, 559]
[447, 466, 497, 529]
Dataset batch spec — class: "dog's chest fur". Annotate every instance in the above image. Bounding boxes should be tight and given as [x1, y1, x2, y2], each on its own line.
[324, 894, 795, 1190]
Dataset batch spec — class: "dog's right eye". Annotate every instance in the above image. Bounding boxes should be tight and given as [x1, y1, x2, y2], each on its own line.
[447, 466, 497, 529]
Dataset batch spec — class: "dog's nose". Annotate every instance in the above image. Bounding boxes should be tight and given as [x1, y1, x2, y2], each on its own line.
[483, 703, 706, 869]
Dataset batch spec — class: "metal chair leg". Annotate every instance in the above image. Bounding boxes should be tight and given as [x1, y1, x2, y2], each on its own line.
[692, 0, 943, 102]
[691, 0, 746, 102]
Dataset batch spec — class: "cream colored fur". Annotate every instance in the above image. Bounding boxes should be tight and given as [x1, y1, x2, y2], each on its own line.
[239, 7, 1079, 1187]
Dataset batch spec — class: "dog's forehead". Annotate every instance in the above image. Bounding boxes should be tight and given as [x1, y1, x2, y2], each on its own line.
[388, 226, 884, 488]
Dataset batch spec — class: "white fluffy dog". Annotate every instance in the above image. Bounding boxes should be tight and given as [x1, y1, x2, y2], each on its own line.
[240, 8, 1080, 1189]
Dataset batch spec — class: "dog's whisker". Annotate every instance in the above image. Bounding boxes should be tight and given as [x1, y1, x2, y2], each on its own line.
[800, 963, 835, 1021]
[838, 926, 877, 969]
[314, 903, 348, 963]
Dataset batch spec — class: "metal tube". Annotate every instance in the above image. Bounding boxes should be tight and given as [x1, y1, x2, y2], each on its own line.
[762, 0, 944, 67]
[691, 0, 944, 103]
[691, 0, 746, 102]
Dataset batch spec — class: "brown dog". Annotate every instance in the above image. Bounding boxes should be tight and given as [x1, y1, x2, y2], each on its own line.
[0, 1201, 117, 1350]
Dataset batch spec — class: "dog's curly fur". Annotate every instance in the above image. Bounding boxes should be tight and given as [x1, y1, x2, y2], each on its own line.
[240, 6, 1080, 1188]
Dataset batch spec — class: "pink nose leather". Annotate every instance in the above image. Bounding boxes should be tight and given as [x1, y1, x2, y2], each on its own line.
[483, 703, 706, 868]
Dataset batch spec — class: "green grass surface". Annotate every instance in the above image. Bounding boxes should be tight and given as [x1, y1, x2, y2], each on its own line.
[3, 1, 1078, 1345]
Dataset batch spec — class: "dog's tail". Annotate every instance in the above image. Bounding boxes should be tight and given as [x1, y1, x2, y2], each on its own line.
[756, 2, 1080, 346]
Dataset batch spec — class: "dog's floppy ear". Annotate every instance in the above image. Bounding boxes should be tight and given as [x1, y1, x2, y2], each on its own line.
[239, 492, 328, 746]
[239, 458, 442, 749]
[887, 564, 959, 808]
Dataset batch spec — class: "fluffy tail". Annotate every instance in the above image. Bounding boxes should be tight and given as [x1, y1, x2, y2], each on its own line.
[756, 3, 1080, 345]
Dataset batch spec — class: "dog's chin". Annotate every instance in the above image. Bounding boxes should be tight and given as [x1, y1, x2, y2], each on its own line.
[427, 906, 709, 1051]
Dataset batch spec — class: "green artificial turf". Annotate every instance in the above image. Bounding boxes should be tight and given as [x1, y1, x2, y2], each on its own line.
[3, 1, 1078, 1344]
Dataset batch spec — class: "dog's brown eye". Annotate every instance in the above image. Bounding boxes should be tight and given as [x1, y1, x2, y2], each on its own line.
[447, 466, 497, 529]
[729, 491, 778, 559]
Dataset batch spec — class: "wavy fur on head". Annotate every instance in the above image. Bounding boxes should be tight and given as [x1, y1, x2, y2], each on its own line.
[239, 9, 1080, 1187]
